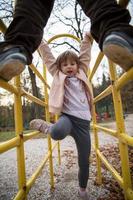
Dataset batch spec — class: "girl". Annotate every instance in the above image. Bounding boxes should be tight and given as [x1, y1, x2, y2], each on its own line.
[30, 32, 93, 200]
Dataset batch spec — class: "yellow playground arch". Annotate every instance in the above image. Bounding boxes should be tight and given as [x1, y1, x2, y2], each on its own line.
[0, 1, 133, 199]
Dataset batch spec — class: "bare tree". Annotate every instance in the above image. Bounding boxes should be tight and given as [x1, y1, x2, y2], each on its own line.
[44, 0, 90, 52]
[0, 0, 14, 24]
[52, 0, 90, 39]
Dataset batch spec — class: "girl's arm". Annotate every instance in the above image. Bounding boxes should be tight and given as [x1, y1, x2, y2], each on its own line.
[79, 32, 93, 75]
[38, 40, 58, 76]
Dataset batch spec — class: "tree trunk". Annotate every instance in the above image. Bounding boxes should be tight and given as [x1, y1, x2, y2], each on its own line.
[28, 67, 40, 118]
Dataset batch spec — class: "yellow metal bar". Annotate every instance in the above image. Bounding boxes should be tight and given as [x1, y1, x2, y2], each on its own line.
[14, 76, 26, 198]
[119, 134, 133, 146]
[93, 85, 112, 103]
[55, 115, 61, 165]
[47, 33, 80, 44]
[92, 129, 102, 184]
[57, 141, 61, 165]
[23, 131, 40, 141]
[14, 189, 25, 200]
[51, 141, 59, 151]
[116, 68, 133, 91]
[127, 188, 133, 200]
[91, 95, 102, 184]
[96, 149, 124, 188]
[0, 79, 18, 94]
[43, 63, 55, 189]
[94, 124, 117, 137]
[26, 151, 51, 192]
[29, 64, 50, 89]
[26, 141, 58, 193]
[108, 60, 132, 200]
[21, 89, 47, 106]
[89, 52, 104, 81]
[0, 136, 20, 154]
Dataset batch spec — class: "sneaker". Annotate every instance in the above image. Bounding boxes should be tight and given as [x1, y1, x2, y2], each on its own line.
[78, 188, 89, 200]
[0, 46, 27, 81]
[102, 32, 133, 71]
[30, 119, 52, 134]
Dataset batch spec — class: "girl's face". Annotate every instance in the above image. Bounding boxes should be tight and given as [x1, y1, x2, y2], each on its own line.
[60, 59, 78, 77]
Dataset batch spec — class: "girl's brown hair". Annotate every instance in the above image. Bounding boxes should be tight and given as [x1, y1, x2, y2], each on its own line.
[56, 50, 80, 69]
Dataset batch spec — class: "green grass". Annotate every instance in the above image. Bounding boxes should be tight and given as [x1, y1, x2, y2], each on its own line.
[0, 130, 31, 142]
[0, 119, 115, 142]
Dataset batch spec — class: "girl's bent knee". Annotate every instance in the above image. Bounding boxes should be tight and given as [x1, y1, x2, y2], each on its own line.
[50, 126, 67, 140]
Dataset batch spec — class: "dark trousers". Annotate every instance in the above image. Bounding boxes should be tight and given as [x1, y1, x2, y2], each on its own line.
[49, 114, 91, 188]
[2, 0, 133, 64]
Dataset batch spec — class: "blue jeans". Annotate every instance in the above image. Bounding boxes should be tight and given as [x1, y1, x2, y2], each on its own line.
[49, 113, 91, 188]
[1, 0, 133, 63]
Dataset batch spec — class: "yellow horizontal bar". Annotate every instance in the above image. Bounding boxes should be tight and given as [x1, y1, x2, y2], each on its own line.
[127, 188, 133, 200]
[0, 19, 7, 33]
[89, 52, 104, 81]
[29, 64, 50, 89]
[96, 149, 124, 188]
[21, 89, 47, 107]
[116, 68, 133, 91]
[0, 79, 18, 94]
[0, 136, 20, 154]
[94, 124, 117, 137]
[47, 33, 80, 44]
[119, 134, 133, 146]
[23, 131, 40, 141]
[93, 85, 112, 103]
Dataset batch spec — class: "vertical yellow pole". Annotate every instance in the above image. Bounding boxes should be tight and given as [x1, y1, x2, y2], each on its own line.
[108, 60, 132, 200]
[55, 115, 61, 165]
[93, 112, 102, 184]
[92, 91, 102, 184]
[14, 76, 26, 198]
[88, 68, 102, 184]
[43, 64, 54, 188]
[57, 141, 61, 165]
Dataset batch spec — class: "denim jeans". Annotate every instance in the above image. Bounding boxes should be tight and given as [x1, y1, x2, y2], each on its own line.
[1, 0, 133, 64]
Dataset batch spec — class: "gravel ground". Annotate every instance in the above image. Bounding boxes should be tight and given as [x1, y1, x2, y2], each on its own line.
[0, 114, 132, 200]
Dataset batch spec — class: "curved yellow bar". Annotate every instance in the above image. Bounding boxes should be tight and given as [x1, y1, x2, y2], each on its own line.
[47, 33, 80, 44]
